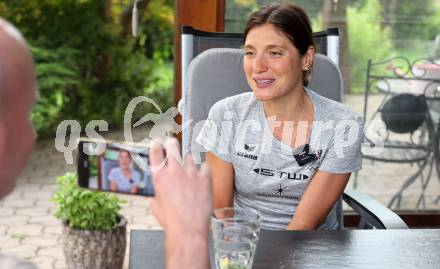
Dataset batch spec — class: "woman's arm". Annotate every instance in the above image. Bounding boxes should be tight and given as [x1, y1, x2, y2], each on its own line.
[131, 170, 141, 194]
[131, 185, 139, 194]
[206, 152, 234, 209]
[110, 181, 118, 192]
[287, 171, 350, 230]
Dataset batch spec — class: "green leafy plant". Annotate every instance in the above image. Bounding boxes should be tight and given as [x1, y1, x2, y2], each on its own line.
[52, 172, 126, 231]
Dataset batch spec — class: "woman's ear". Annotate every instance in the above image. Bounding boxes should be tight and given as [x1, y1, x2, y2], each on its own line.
[302, 46, 315, 68]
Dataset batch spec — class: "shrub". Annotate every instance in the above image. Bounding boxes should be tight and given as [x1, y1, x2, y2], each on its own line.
[52, 172, 126, 231]
[31, 45, 80, 137]
[0, 0, 174, 137]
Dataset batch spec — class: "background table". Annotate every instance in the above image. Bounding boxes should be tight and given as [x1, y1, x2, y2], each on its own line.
[129, 229, 440, 269]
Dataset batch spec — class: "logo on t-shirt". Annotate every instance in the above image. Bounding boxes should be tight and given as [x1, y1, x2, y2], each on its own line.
[244, 144, 256, 151]
[273, 183, 287, 195]
[256, 183, 300, 200]
[236, 144, 258, 160]
[253, 168, 309, 180]
[236, 151, 258, 160]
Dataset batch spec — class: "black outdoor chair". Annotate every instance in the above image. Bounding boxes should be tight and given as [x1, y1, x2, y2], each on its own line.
[358, 56, 440, 209]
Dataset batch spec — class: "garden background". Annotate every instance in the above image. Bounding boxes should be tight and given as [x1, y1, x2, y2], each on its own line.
[0, 0, 439, 138]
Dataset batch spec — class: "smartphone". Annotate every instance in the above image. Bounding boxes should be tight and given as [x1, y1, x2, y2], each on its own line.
[77, 139, 154, 196]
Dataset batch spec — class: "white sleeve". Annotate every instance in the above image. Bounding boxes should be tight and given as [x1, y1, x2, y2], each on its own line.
[319, 116, 363, 174]
[196, 100, 234, 162]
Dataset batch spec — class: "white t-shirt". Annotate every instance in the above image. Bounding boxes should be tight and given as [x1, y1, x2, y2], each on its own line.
[197, 89, 363, 230]
[108, 167, 141, 193]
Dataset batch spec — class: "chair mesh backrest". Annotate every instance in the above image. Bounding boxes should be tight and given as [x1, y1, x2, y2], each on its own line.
[309, 54, 343, 102]
[182, 48, 251, 161]
[193, 35, 243, 56]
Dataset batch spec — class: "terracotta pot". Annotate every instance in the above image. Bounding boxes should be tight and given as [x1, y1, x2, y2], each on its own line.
[61, 216, 127, 269]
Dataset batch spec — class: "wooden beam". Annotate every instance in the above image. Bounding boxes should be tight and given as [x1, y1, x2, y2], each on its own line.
[216, 0, 225, 32]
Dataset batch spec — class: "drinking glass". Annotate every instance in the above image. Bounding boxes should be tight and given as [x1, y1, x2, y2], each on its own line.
[211, 207, 261, 269]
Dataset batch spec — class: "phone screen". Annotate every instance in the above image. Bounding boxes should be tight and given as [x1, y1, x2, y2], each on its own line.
[77, 139, 154, 196]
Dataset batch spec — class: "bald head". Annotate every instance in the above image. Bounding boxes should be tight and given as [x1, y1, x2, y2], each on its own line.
[0, 18, 26, 46]
[0, 18, 37, 199]
[0, 18, 36, 114]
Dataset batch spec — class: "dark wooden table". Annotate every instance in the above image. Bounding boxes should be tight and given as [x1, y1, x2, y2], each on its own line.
[129, 229, 440, 269]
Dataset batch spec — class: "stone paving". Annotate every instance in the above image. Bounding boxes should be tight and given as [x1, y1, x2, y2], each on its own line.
[0, 94, 439, 269]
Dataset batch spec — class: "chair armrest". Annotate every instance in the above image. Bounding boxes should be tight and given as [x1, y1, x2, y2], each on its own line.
[343, 189, 409, 229]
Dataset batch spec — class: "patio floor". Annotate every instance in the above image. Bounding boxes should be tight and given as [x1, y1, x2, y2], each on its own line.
[0, 94, 439, 269]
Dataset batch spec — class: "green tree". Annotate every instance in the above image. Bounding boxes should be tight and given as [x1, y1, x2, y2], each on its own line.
[386, 0, 437, 45]
[30, 45, 80, 136]
[347, 0, 393, 92]
[0, 0, 174, 137]
[425, 2, 440, 42]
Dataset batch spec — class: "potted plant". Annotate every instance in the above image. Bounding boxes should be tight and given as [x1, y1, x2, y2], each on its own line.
[52, 172, 127, 269]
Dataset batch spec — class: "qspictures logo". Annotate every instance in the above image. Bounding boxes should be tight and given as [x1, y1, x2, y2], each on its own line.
[54, 95, 386, 169]
[54, 96, 184, 172]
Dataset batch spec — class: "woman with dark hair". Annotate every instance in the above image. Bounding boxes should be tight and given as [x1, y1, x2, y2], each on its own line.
[197, 3, 363, 230]
[109, 150, 141, 194]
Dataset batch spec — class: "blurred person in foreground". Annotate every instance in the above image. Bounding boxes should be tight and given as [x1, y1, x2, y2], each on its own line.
[0, 17, 212, 269]
[0, 18, 38, 269]
[149, 138, 212, 269]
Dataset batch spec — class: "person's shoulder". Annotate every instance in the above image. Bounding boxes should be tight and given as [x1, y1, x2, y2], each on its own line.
[211, 92, 256, 114]
[109, 166, 121, 173]
[132, 169, 141, 178]
[308, 89, 361, 122]
[109, 166, 121, 176]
